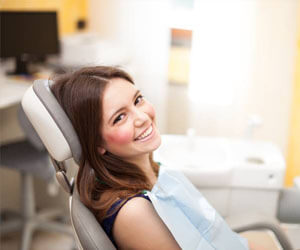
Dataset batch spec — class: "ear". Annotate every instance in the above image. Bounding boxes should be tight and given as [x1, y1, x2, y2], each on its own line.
[97, 147, 106, 155]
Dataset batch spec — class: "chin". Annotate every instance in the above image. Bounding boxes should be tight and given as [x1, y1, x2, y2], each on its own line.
[142, 132, 161, 154]
[151, 133, 162, 151]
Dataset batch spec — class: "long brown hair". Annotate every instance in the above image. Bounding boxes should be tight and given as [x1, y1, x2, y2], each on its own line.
[50, 66, 159, 221]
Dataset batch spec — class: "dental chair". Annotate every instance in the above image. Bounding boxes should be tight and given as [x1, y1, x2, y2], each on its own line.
[22, 79, 115, 250]
[21, 79, 296, 250]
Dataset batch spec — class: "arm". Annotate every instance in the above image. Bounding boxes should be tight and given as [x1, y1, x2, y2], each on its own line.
[248, 241, 268, 250]
[112, 197, 181, 250]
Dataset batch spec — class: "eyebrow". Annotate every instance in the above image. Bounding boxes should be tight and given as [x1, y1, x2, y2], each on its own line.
[108, 89, 141, 124]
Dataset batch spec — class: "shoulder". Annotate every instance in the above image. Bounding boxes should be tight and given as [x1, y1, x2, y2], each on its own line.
[117, 195, 153, 218]
[113, 197, 157, 233]
[112, 196, 180, 250]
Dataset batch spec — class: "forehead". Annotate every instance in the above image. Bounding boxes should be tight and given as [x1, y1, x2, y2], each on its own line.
[102, 78, 136, 117]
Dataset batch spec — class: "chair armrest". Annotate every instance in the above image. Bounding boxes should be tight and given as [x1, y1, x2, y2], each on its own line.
[277, 188, 300, 224]
[226, 213, 293, 250]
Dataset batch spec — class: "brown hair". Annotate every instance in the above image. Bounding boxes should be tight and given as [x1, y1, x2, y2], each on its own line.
[50, 66, 159, 221]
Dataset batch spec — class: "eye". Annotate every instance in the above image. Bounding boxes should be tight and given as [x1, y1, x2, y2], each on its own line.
[113, 113, 125, 124]
[134, 95, 144, 105]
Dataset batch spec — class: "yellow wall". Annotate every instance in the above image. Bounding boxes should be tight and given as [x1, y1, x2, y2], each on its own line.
[0, 0, 87, 35]
[285, 10, 300, 186]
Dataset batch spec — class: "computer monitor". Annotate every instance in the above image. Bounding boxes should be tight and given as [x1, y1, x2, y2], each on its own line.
[0, 11, 60, 75]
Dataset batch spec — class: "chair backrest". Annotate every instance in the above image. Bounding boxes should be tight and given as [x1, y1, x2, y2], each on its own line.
[22, 79, 116, 250]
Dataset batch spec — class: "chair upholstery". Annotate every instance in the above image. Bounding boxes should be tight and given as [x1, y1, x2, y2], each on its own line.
[70, 186, 116, 250]
[30, 79, 81, 164]
[17, 105, 45, 151]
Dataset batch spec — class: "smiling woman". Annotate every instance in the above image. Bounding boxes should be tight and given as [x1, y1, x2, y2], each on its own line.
[50, 66, 179, 249]
[47, 66, 272, 250]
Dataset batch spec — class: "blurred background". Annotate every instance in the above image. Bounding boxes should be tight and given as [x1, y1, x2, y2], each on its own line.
[0, 0, 299, 249]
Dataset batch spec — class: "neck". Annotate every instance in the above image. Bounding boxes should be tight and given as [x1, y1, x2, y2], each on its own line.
[124, 153, 157, 186]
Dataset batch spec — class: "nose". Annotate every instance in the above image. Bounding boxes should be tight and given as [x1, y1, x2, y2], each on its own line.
[133, 108, 148, 127]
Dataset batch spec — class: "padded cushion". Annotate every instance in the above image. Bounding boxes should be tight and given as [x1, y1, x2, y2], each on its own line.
[71, 186, 116, 250]
[22, 79, 82, 164]
[17, 105, 45, 151]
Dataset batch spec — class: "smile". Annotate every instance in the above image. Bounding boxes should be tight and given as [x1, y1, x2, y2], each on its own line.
[135, 125, 153, 141]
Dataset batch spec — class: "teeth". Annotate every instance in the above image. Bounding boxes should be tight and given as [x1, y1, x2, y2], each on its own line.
[136, 125, 153, 140]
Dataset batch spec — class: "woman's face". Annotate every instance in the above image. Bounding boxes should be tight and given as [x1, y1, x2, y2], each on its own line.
[100, 78, 161, 161]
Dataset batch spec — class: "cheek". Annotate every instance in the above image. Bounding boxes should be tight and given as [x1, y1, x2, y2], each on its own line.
[146, 102, 156, 119]
[106, 128, 133, 145]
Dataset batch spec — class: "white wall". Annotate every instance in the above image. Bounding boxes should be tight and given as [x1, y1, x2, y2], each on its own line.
[168, 0, 299, 158]
[89, 0, 171, 133]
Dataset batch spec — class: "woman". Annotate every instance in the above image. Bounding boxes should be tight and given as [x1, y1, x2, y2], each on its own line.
[51, 66, 263, 250]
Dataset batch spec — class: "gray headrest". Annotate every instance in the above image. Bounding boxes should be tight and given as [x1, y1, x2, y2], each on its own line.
[22, 79, 82, 164]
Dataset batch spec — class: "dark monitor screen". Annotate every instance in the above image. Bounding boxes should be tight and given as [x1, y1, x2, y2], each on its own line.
[0, 11, 59, 75]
